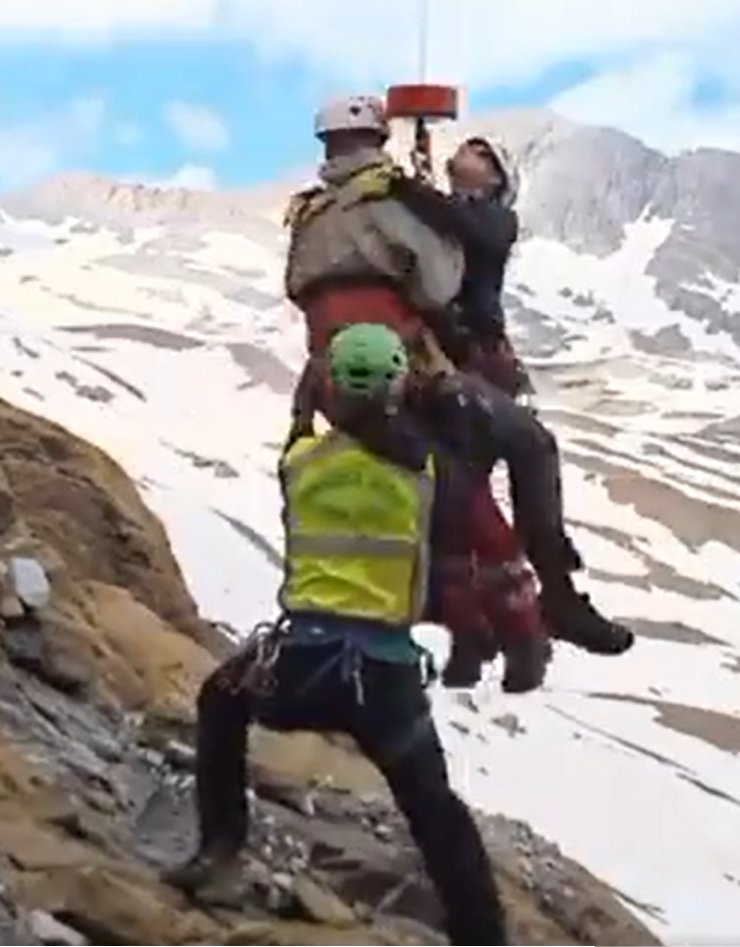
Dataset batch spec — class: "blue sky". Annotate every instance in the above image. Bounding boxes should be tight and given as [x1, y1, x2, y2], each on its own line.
[1, 0, 740, 191]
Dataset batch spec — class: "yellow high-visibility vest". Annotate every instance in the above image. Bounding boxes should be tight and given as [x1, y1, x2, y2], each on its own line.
[278, 430, 434, 626]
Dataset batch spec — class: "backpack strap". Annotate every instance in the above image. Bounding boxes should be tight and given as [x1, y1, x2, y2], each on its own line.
[284, 162, 397, 232]
[283, 185, 331, 230]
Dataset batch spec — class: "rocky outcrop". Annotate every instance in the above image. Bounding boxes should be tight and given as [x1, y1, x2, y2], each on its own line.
[0, 396, 661, 944]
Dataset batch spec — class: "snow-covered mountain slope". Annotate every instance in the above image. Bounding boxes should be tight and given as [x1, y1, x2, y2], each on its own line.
[0, 109, 739, 944]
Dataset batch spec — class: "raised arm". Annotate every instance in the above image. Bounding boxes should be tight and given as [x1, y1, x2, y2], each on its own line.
[391, 176, 517, 262]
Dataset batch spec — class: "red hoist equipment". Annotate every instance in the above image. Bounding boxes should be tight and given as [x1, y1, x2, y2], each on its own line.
[385, 84, 458, 182]
[384, 2, 459, 182]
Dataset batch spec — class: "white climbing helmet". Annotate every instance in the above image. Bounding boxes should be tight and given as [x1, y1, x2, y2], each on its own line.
[314, 95, 389, 141]
[495, 142, 521, 209]
[462, 136, 520, 208]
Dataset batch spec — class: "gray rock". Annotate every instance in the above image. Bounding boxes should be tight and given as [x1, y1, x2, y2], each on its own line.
[7, 557, 51, 610]
[25, 911, 88, 945]
[163, 739, 196, 770]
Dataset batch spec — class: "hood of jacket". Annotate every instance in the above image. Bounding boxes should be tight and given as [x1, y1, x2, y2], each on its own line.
[319, 148, 393, 188]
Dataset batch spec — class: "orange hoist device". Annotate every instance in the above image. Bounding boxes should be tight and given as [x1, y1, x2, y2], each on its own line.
[386, 83, 459, 183]
[384, 0, 460, 182]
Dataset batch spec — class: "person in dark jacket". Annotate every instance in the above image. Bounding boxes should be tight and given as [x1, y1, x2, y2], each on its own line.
[290, 322, 550, 692]
[164, 323, 510, 946]
[393, 135, 529, 395]
[393, 139, 635, 658]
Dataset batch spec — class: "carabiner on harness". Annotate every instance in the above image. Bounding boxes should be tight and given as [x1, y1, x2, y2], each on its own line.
[237, 613, 289, 696]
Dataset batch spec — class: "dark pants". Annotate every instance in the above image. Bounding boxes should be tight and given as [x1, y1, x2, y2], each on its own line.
[479, 381, 564, 558]
[195, 639, 508, 944]
[429, 372, 578, 577]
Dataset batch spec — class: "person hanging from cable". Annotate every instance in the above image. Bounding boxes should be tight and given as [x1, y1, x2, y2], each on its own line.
[286, 95, 634, 660]
[394, 135, 532, 398]
[385, 127, 634, 657]
[284, 93, 462, 444]
[163, 323, 512, 945]
[291, 323, 552, 691]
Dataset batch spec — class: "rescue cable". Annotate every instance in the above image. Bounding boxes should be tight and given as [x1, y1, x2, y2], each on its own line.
[385, 0, 459, 183]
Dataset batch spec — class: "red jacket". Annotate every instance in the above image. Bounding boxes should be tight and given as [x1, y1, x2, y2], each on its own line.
[289, 276, 541, 653]
[428, 460, 541, 657]
[296, 280, 427, 356]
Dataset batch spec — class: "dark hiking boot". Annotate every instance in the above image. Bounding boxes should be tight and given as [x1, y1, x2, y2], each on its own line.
[541, 587, 634, 655]
[161, 842, 241, 892]
[442, 641, 490, 689]
[501, 632, 552, 693]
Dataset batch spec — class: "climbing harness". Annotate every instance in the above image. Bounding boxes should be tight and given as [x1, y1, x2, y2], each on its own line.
[340, 638, 366, 705]
[343, 636, 438, 707]
[232, 614, 289, 696]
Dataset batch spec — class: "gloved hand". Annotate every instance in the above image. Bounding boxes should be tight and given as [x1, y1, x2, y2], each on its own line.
[352, 162, 405, 199]
[467, 338, 522, 397]
[285, 419, 314, 450]
[411, 146, 434, 183]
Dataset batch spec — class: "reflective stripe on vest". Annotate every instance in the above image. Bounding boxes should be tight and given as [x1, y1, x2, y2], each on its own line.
[278, 430, 434, 625]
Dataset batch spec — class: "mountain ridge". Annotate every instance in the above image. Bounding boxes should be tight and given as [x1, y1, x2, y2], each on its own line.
[6, 105, 740, 363]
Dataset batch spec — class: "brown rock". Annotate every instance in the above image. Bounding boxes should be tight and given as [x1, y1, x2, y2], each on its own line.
[15, 866, 219, 945]
[0, 398, 213, 646]
[0, 739, 47, 805]
[220, 921, 280, 944]
[0, 590, 25, 619]
[0, 396, 664, 947]
[2, 619, 91, 695]
[0, 465, 17, 534]
[252, 729, 386, 795]
[69, 581, 216, 710]
[0, 819, 94, 871]
[292, 875, 357, 927]
[222, 919, 419, 945]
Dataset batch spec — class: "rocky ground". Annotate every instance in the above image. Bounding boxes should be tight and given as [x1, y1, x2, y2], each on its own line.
[0, 397, 661, 944]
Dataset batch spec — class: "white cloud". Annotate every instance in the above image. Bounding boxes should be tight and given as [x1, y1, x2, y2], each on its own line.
[552, 55, 740, 154]
[164, 101, 230, 152]
[0, 0, 218, 37]
[0, 96, 106, 189]
[1, 1, 737, 89]
[225, 0, 740, 88]
[222, 0, 740, 153]
[1, 1, 740, 155]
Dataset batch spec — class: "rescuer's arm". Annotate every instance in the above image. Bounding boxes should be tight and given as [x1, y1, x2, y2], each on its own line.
[391, 176, 518, 263]
[286, 357, 323, 448]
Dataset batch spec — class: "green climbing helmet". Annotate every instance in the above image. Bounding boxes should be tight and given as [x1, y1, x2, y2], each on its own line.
[328, 323, 409, 397]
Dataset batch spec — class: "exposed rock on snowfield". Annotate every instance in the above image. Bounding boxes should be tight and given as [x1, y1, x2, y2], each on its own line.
[8, 107, 740, 358]
[0, 106, 737, 943]
[0, 397, 657, 944]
